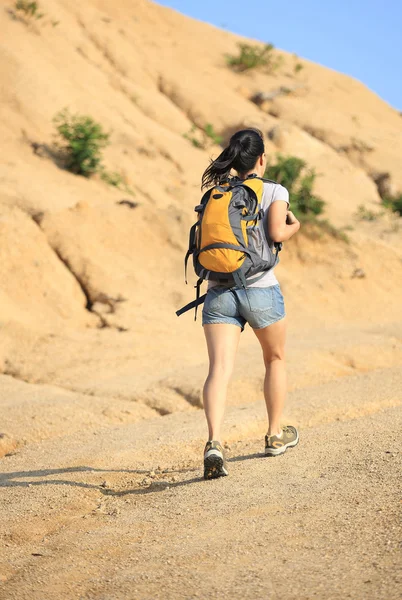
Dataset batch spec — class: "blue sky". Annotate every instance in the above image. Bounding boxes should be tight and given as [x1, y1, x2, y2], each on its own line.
[155, 0, 401, 109]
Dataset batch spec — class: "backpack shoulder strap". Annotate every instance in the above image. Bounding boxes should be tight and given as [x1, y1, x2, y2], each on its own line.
[261, 182, 283, 255]
[261, 177, 277, 184]
[241, 176, 264, 209]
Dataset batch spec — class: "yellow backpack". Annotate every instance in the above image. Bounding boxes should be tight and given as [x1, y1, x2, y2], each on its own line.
[177, 175, 281, 319]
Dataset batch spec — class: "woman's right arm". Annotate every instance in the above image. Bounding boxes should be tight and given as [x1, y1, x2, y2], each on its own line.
[268, 201, 300, 243]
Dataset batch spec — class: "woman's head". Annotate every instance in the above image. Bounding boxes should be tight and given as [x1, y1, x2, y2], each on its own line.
[201, 128, 266, 189]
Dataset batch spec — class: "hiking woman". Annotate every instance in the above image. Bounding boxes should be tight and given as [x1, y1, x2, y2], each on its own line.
[201, 128, 301, 479]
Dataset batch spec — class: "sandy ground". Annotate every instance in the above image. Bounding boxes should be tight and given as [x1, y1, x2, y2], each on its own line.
[1, 324, 401, 599]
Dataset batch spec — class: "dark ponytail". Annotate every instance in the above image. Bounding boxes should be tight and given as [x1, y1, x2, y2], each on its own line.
[201, 128, 265, 189]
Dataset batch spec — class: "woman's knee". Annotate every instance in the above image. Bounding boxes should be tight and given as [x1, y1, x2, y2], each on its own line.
[263, 349, 285, 365]
[208, 362, 235, 381]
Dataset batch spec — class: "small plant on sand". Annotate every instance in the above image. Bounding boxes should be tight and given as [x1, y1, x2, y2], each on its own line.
[370, 172, 402, 217]
[183, 125, 203, 149]
[354, 204, 383, 221]
[265, 154, 347, 240]
[53, 108, 110, 177]
[226, 42, 281, 73]
[100, 169, 135, 196]
[183, 124, 223, 149]
[204, 124, 223, 146]
[382, 193, 402, 216]
[184, 126, 199, 148]
[292, 54, 304, 75]
[14, 1, 44, 20]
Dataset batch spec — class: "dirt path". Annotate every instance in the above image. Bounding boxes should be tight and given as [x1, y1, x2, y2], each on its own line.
[1, 364, 401, 599]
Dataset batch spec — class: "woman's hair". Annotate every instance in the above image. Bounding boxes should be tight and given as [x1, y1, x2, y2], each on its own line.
[201, 128, 265, 189]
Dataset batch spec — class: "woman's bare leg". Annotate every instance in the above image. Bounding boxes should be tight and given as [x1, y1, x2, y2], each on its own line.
[253, 318, 287, 436]
[203, 323, 242, 440]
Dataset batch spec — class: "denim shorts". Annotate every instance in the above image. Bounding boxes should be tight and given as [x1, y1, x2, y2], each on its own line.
[202, 284, 285, 331]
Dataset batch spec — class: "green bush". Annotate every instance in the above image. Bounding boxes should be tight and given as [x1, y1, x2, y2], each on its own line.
[52, 108, 134, 195]
[226, 43, 280, 73]
[15, 1, 44, 20]
[383, 194, 402, 216]
[265, 155, 348, 241]
[183, 124, 222, 149]
[53, 108, 110, 177]
[264, 154, 325, 221]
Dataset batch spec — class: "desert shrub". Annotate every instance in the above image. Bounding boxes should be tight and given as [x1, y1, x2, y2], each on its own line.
[265, 155, 348, 240]
[183, 124, 222, 149]
[52, 108, 134, 194]
[15, 1, 44, 20]
[294, 62, 303, 74]
[264, 154, 348, 240]
[383, 193, 402, 216]
[226, 43, 280, 73]
[265, 155, 305, 194]
[265, 154, 325, 221]
[53, 108, 110, 177]
[295, 170, 325, 217]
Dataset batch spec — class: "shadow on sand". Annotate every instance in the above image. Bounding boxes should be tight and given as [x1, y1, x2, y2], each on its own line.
[0, 465, 202, 496]
[0, 451, 263, 496]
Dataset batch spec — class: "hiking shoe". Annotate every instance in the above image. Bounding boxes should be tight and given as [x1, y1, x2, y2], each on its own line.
[203, 440, 228, 480]
[265, 425, 299, 456]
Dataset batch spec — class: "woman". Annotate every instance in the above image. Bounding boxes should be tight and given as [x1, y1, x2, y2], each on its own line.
[201, 128, 301, 480]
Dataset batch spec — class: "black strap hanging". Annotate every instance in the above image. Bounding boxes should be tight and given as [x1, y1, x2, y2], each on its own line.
[175, 292, 207, 317]
[184, 250, 191, 285]
[194, 278, 203, 321]
[184, 222, 198, 283]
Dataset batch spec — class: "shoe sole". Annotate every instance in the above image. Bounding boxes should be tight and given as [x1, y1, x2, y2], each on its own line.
[203, 454, 229, 480]
[265, 434, 299, 457]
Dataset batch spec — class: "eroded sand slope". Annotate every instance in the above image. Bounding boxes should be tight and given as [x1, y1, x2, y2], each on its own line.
[0, 1, 401, 598]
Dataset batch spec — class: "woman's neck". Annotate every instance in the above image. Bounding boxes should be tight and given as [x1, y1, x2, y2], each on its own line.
[238, 170, 261, 180]
[238, 165, 265, 180]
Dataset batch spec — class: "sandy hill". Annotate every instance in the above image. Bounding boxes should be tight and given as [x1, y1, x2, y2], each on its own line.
[0, 0, 401, 403]
[0, 1, 401, 598]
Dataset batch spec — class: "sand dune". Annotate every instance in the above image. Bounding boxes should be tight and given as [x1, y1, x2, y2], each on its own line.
[0, 0, 401, 597]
